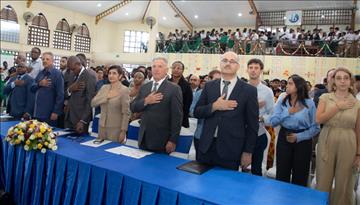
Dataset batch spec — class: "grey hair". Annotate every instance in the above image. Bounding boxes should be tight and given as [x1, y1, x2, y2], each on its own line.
[220, 51, 239, 63]
[42, 52, 54, 60]
[152, 57, 168, 65]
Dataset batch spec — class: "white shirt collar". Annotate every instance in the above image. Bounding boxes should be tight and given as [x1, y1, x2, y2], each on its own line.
[151, 76, 167, 90]
[78, 66, 85, 77]
[221, 76, 238, 86]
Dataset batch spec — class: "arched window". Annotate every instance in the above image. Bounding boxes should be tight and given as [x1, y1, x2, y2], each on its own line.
[75, 23, 91, 53]
[53, 18, 71, 50]
[28, 13, 50, 47]
[0, 5, 20, 43]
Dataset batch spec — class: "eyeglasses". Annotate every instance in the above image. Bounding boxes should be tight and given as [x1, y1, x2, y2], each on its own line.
[335, 76, 350, 81]
[221, 59, 239, 65]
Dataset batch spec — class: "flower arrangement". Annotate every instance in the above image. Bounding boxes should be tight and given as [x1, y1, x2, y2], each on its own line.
[5, 120, 57, 153]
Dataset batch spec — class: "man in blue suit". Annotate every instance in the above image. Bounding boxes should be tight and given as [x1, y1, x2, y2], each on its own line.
[3, 62, 34, 120]
[194, 51, 259, 170]
[31, 52, 64, 126]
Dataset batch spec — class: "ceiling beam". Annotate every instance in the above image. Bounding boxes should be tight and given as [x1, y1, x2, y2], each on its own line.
[167, 0, 193, 32]
[95, 0, 132, 25]
[248, 0, 262, 28]
[26, 0, 33, 8]
[351, 0, 357, 30]
[142, 0, 152, 24]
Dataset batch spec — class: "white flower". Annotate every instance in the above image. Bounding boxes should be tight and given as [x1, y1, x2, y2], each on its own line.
[20, 123, 26, 129]
[18, 135, 24, 141]
[52, 146, 58, 151]
[41, 148, 46, 154]
[14, 128, 18, 133]
[24, 145, 29, 151]
[50, 139, 56, 144]
[29, 135, 35, 140]
[48, 144, 53, 149]
[6, 137, 11, 142]
[28, 128, 33, 133]
[33, 146, 37, 150]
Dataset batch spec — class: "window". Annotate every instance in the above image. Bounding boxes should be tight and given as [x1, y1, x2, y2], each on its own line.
[0, 5, 20, 43]
[53, 18, 71, 50]
[54, 55, 61, 69]
[75, 23, 91, 53]
[28, 13, 50, 47]
[123, 30, 149, 53]
[1, 49, 19, 67]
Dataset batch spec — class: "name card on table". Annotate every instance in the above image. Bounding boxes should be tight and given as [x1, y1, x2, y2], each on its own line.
[105, 146, 153, 159]
[81, 139, 112, 147]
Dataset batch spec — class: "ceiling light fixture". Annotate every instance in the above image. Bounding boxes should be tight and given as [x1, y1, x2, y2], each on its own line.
[162, 17, 167, 20]
[97, 3, 102, 7]
[194, 15, 199, 19]
[125, 13, 129, 16]
[238, 13, 242, 17]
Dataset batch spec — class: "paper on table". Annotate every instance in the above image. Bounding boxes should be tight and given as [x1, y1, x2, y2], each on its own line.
[105, 146, 153, 159]
[0, 115, 13, 119]
[81, 139, 112, 147]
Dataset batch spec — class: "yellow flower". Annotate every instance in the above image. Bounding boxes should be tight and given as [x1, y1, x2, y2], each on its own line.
[47, 128, 52, 132]
[40, 126, 46, 134]
[36, 132, 43, 138]
[37, 143, 43, 149]
[26, 140, 31, 145]
[44, 142, 49, 146]
[17, 130, 24, 136]
[29, 124, 35, 129]
[15, 139, 21, 144]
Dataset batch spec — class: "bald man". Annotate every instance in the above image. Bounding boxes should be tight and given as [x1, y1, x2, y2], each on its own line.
[194, 51, 259, 170]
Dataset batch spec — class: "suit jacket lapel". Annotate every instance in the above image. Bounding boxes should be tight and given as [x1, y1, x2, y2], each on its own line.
[228, 78, 243, 100]
[214, 79, 221, 98]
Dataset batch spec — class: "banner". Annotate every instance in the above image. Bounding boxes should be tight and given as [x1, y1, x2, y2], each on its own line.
[285, 10, 302, 26]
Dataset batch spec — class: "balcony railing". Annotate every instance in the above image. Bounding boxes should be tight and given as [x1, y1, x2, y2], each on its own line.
[156, 39, 360, 58]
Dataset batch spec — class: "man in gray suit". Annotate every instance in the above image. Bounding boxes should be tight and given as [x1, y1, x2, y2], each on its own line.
[131, 57, 183, 153]
[65, 56, 96, 134]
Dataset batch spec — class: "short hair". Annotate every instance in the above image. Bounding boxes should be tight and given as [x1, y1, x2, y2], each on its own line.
[152, 57, 168, 65]
[61, 56, 68, 60]
[247, 58, 264, 70]
[42, 52, 54, 60]
[76, 53, 87, 67]
[32, 47, 41, 54]
[354, 75, 360, 81]
[221, 51, 239, 63]
[272, 78, 280, 83]
[208, 70, 221, 79]
[172, 61, 185, 70]
[67, 56, 81, 65]
[108, 65, 124, 76]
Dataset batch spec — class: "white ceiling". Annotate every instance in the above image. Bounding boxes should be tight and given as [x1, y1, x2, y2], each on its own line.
[42, 0, 360, 28]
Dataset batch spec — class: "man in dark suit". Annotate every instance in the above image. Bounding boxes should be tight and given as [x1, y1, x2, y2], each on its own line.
[130, 57, 183, 153]
[65, 56, 96, 134]
[194, 51, 259, 170]
[3, 62, 34, 120]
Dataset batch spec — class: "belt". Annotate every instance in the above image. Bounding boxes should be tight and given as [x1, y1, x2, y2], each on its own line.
[281, 127, 309, 134]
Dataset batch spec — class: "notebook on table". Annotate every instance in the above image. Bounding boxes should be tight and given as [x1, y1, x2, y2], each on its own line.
[176, 161, 213, 175]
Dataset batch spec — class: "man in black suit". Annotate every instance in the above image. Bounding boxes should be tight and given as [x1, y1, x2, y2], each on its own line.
[130, 57, 183, 154]
[65, 56, 96, 134]
[194, 51, 259, 170]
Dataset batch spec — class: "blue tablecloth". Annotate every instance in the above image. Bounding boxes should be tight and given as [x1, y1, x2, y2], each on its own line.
[0, 121, 328, 205]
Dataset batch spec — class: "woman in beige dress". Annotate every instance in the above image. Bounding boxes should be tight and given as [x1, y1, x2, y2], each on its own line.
[316, 67, 360, 205]
[91, 65, 130, 143]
